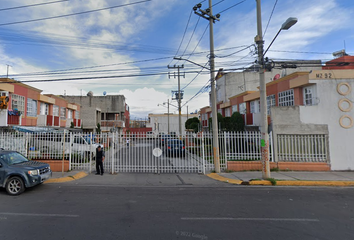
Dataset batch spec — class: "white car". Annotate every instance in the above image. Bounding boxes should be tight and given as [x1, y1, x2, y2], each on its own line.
[146, 131, 156, 139]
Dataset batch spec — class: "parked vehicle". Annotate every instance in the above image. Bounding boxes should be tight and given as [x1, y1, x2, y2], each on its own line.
[30, 133, 101, 160]
[165, 139, 185, 157]
[157, 133, 167, 139]
[159, 134, 171, 146]
[0, 150, 52, 195]
[146, 131, 156, 139]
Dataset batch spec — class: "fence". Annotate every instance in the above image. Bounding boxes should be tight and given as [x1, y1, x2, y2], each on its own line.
[0, 131, 329, 172]
[277, 134, 328, 162]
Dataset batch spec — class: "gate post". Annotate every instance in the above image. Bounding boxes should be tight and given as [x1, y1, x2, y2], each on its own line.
[202, 132, 205, 174]
[89, 132, 92, 173]
[69, 132, 72, 171]
[111, 133, 115, 174]
[25, 133, 29, 157]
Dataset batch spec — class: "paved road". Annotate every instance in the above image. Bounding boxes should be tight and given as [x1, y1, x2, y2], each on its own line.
[1, 180, 353, 240]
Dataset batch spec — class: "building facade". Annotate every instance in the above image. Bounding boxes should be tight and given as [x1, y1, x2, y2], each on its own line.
[0, 78, 81, 130]
[147, 113, 199, 135]
[61, 95, 127, 133]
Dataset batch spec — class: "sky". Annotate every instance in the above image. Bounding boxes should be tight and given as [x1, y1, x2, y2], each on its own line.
[0, 0, 353, 119]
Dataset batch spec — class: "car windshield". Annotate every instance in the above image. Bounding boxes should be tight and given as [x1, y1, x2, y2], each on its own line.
[0, 152, 29, 165]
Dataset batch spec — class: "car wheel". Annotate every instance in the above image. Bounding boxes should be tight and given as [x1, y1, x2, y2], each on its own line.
[6, 176, 25, 196]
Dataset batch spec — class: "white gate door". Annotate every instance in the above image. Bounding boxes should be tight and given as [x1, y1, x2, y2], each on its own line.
[111, 133, 204, 173]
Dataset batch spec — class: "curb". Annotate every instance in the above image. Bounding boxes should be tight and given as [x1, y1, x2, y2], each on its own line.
[206, 173, 354, 187]
[44, 172, 88, 183]
[206, 173, 242, 185]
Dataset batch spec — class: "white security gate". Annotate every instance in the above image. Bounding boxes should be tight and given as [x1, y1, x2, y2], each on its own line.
[108, 133, 205, 173]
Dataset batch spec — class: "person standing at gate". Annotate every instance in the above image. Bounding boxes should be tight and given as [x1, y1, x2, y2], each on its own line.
[126, 138, 130, 147]
[96, 145, 105, 175]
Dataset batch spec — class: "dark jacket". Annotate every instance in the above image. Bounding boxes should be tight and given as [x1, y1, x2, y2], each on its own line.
[96, 148, 105, 161]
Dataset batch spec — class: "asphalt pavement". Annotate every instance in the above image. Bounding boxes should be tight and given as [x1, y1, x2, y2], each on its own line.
[2, 179, 354, 240]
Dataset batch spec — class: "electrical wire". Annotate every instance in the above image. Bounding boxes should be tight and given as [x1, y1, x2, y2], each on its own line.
[217, 0, 248, 14]
[2, 70, 208, 84]
[169, 9, 193, 66]
[182, 61, 209, 90]
[263, 0, 278, 38]
[0, 0, 68, 12]
[180, 17, 201, 58]
[0, 0, 151, 27]
[183, 23, 209, 60]
[182, 79, 211, 107]
[216, 45, 253, 58]
[212, 0, 226, 7]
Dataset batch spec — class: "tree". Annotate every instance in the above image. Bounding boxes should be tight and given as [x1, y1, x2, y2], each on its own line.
[230, 112, 245, 131]
[96, 123, 101, 134]
[185, 117, 200, 133]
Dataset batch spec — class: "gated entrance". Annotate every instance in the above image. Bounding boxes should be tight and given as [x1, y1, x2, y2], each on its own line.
[105, 133, 205, 174]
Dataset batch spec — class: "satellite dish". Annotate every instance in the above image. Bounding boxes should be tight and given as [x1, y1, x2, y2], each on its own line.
[103, 91, 107, 96]
[87, 91, 93, 97]
[273, 74, 280, 81]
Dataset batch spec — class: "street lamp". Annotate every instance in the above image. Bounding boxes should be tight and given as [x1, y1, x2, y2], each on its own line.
[256, 0, 297, 179]
[174, 57, 210, 70]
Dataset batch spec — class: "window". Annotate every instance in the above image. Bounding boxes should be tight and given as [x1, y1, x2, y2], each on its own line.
[60, 107, 66, 119]
[278, 89, 294, 106]
[0, 91, 8, 97]
[53, 105, 59, 116]
[267, 95, 276, 115]
[225, 107, 231, 117]
[26, 98, 37, 117]
[67, 109, 73, 119]
[40, 103, 49, 115]
[11, 94, 25, 113]
[239, 103, 246, 114]
[232, 105, 238, 113]
[250, 100, 260, 114]
[217, 108, 222, 115]
[303, 86, 317, 106]
[75, 111, 79, 119]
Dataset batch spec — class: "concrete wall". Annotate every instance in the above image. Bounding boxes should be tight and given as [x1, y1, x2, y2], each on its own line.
[147, 114, 199, 134]
[62, 95, 125, 132]
[0, 110, 7, 126]
[271, 105, 329, 166]
[271, 77, 354, 170]
[216, 62, 322, 103]
[299, 79, 354, 170]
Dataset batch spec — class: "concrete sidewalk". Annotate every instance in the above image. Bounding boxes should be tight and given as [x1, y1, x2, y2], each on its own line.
[46, 170, 354, 187]
[208, 171, 354, 186]
[45, 170, 227, 187]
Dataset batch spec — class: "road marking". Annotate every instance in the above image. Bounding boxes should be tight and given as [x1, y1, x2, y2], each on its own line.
[0, 213, 79, 218]
[181, 217, 319, 222]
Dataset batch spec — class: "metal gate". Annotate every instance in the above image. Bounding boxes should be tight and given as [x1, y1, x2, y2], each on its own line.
[105, 133, 205, 174]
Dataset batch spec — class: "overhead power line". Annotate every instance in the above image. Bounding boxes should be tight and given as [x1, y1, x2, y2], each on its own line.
[2, 70, 207, 84]
[0, 0, 68, 12]
[0, 0, 151, 27]
[263, 0, 278, 37]
[218, 0, 248, 14]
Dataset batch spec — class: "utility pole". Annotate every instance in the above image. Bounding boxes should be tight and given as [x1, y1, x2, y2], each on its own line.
[193, 0, 221, 173]
[6, 64, 11, 78]
[168, 65, 184, 136]
[255, 0, 270, 179]
[187, 105, 188, 120]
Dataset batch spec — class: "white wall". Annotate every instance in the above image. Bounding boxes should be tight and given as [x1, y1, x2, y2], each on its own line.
[148, 114, 199, 134]
[0, 110, 7, 126]
[300, 79, 354, 170]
